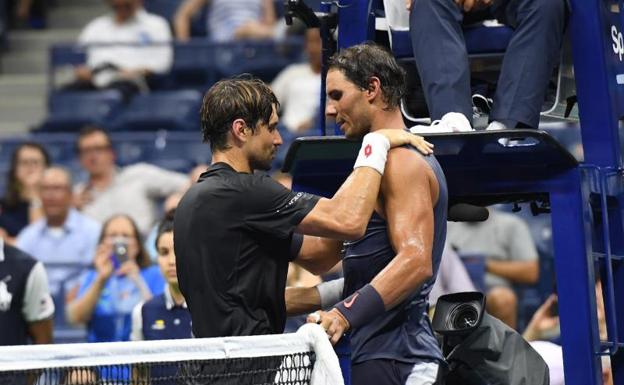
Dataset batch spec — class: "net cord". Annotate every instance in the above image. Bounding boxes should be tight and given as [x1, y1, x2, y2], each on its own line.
[0, 324, 343, 385]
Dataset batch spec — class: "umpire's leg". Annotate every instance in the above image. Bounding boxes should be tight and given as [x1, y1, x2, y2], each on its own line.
[409, 0, 473, 123]
[489, 0, 567, 128]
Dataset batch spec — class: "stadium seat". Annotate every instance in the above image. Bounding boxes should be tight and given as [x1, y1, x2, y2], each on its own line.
[162, 41, 217, 91]
[109, 90, 202, 132]
[38, 90, 124, 132]
[213, 39, 305, 82]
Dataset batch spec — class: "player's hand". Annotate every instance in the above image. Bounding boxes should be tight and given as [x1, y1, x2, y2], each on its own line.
[405, 0, 412, 11]
[376, 129, 434, 155]
[307, 309, 350, 345]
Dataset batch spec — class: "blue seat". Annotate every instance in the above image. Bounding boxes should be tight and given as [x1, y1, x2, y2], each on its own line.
[144, 0, 183, 23]
[110, 90, 202, 131]
[165, 41, 216, 90]
[390, 23, 514, 59]
[214, 38, 305, 82]
[38, 90, 124, 132]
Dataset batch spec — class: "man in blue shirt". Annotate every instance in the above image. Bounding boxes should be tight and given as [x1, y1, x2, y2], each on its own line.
[17, 167, 101, 299]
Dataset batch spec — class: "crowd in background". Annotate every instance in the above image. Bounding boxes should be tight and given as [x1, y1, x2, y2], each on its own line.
[0, 0, 612, 383]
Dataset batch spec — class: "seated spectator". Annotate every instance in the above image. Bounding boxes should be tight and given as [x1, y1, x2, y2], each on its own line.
[131, 213, 191, 341]
[428, 246, 476, 307]
[69, 0, 172, 100]
[73, 126, 188, 236]
[0, 142, 49, 242]
[16, 167, 101, 299]
[523, 281, 612, 385]
[66, 214, 165, 342]
[174, 0, 276, 42]
[271, 28, 321, 134]
[447, 208, 539, 329]
[0, 238, 54, 346]
[145, 164, 208, 260]
[407, 0, 566, 131]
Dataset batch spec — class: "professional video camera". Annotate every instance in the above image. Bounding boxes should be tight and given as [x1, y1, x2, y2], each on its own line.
[432, 292, 550, 385]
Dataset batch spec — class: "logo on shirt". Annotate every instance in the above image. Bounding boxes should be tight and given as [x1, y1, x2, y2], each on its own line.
[364, 144, 372, 158]
[277, 192, 304, 213]
[343, 293, 359, 309]
[0, 276, 13, 312]
[151, 319, 166, 330]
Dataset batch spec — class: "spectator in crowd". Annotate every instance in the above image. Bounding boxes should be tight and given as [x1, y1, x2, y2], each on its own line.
[0, 143, 49, 242]
[5, 0, 46, 29]
[145, 164, 207, 260]
[73, 126, 188, 236]
[428, 246, 476, 307]
[271, 28, 322, 134]
[523, 281, 612, 385]
[174, 0, 276, 42]
[66, 214, 164, 342]
[0, 238, 54, 345]
[407, 0, 566, 131]
[446, 208, 539, 329]
[69, 0, 173, 100]
[16, 167, 100, 300]
[131, 213, 191, 341]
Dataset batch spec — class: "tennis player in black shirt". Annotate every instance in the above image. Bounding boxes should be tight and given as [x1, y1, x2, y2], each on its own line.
[174, 76, 433, 339]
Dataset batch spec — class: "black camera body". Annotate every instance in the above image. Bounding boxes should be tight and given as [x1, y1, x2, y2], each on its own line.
[432, 292, 550, 385]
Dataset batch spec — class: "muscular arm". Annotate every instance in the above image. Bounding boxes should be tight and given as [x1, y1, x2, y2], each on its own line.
[486, 260, 539, 284]
[286, 286, 321, 316]
[294, 236, 343, 275]
[296, 167, 382, 240]
[296, 130, 433, 241]
[174, 0, 208, 41]
[370, 149, 436, 309]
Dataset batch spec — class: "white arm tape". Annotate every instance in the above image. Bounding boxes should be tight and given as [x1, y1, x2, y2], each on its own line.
[353, 132, 391, 175]
[317, 278, 345, 310]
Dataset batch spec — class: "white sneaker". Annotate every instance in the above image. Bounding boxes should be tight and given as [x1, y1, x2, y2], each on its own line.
[486, 121, 508, 131]
[409, 112, 473, 134]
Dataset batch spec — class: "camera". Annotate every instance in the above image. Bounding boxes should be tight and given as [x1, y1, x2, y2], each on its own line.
[111, 237, 129, 269]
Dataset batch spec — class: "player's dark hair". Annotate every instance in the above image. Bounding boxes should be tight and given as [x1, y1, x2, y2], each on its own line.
[200, 75, 280, 151]
[328, 43, 406, 110]
[155, 209, 175, 249]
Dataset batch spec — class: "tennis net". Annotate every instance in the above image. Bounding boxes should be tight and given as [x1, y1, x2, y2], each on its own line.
[0, 324, 343, 385]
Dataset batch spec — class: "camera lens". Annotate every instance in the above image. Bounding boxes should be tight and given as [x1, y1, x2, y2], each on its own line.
[448, 302, 479, 330]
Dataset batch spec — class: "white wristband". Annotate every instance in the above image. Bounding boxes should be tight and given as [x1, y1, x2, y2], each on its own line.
[353, 132, 391, 175]
[317, 278, 345, 310]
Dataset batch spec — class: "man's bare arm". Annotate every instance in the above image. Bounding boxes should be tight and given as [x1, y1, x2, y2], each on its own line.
[174, 0, 208, 41]
[370, 149, 436, 308]
[297, 130, 433, 240]
[294, 237, 343, 275]
[28, 318, 53, 344]
[286, 286, 321, 316]
[487, 260, 539, 284]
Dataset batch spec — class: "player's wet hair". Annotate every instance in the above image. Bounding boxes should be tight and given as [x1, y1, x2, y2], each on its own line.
[200, 75, 280, 151]
[328, 43, 406, 110]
